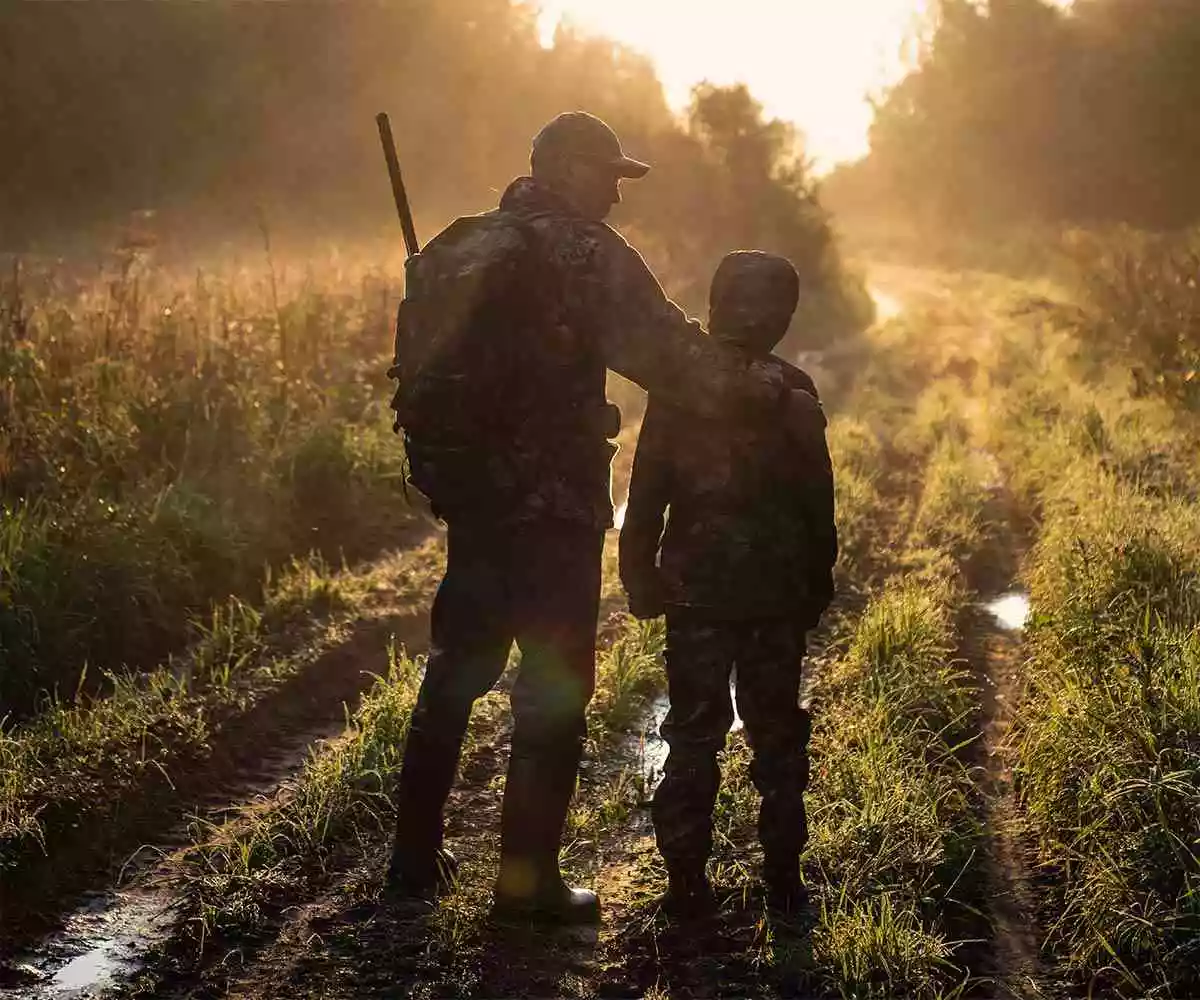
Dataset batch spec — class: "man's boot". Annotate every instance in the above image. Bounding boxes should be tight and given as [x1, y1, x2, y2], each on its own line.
[386, 720, 465, 900]
[659, 864, 717, 921]
[492, 751, 600, 924]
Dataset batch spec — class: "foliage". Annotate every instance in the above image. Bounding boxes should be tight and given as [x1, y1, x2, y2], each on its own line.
[0, 254, 412, 715]
[1064, 227, 1200, 408]
[829, 0, 1200, 238]
[0, 555, 364, 886]
[0, 3, 870, 345]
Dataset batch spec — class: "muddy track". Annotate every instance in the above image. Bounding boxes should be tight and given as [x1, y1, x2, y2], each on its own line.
[0, 540, 445, 981]
[141, 712, 519, 1000]
[124, 602, 652, 1000]
[955, 483, 1058, 999]
[954, 601, 1044, 999]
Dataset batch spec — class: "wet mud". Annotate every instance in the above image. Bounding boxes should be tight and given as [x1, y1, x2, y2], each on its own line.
[1, 600, 433, 997]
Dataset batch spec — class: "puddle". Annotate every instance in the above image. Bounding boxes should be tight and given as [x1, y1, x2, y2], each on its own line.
[639, 692, 671, 791]
[869, 286, 903, 323]
[985, 592, 1031, 631]
[638, 678, 746, 794]
[1, 890, 174, 998]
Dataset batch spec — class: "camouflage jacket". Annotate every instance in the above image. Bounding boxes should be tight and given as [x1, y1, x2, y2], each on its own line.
[619, 357, 837, 623]
[403, 177, 823, 529]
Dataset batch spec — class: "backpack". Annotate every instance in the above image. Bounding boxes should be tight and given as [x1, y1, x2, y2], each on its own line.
[387, 211, 538, 513]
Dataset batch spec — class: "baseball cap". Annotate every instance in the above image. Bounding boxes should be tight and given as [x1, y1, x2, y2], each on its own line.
[531, 111, 651, 179]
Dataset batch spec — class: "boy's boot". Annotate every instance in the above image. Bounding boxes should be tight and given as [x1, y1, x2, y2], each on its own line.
[763, 855, 808, 916]
[493, 751, 600, 924]
[660, 863, 717, 920]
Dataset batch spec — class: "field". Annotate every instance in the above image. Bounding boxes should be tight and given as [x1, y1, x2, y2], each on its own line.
[3, 235, 1200, 1000]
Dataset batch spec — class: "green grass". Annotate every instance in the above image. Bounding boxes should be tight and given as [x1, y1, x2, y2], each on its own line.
[929, 267, 1200, 995]
[0, 254, 412, 717]
[588, 616, 667, 738]
[1010, 473, 1200, 995]
[0, 554, 378, 909]
[724, 577, 978, 999]
[176, 642, 438, 950]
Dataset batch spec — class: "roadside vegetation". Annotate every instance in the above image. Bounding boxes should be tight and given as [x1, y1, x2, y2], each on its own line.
[956, 258, 1200, 997]
[0, 251, 414, 717]
[0, 542, 443, 937]
[855, 256, 1200, 997]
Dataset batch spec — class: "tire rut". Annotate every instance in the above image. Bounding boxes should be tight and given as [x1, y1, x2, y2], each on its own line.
[1, 541, 447, 993]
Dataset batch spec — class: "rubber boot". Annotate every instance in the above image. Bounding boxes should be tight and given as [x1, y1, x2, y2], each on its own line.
[386, 719, 466, 900]
[492, 751, 600, 925]
[659, 865, 717, 921]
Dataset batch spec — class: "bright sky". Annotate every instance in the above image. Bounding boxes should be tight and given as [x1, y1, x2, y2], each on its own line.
[537, 0, 937, 172]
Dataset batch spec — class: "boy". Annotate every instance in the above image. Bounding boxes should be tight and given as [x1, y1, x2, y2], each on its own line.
[619, 251, 837, 917]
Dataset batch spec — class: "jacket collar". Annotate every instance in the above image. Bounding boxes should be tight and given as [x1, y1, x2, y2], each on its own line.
[499, 176, 580, 219]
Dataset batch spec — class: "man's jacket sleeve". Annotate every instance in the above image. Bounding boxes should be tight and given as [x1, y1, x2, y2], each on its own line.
[619, 400, 672, 610]
[570, 228, 813, 428]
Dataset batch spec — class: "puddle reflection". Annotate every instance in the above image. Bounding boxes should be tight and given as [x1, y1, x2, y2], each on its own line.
[2, 891, 172, 999]
[985, 592, 1031, 631]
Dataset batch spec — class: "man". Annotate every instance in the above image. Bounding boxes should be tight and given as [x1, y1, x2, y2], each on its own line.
[387, 112, 825, 925]
[619, 251, 837, 919]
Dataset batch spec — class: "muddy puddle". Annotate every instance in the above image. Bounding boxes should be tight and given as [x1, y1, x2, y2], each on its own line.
[637, 677, 749, 794]
[0, 889, 172, 998]
[2, 718, 355, 998]
[985, 591, 1031, 631]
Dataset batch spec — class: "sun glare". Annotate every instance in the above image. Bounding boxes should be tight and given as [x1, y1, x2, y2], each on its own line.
[536, 0, 938, 171]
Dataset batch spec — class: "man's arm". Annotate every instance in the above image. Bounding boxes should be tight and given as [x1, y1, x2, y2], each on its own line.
[619, 401, 672, 619]
[564, 226, 825, 436]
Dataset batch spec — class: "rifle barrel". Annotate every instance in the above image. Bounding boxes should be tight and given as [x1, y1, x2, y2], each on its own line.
[376, 112, 421, 257]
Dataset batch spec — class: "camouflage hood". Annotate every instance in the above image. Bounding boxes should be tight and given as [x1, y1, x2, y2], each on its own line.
[708, 251, 800, 355]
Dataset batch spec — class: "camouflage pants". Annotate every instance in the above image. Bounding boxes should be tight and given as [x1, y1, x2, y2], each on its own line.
[652, 612, 811, 877]
[392, 519, 603, 865]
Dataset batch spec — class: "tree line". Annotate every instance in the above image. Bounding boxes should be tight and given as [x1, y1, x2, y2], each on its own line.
[828, 0, 1200, 235]
[0, 0, 869, 340]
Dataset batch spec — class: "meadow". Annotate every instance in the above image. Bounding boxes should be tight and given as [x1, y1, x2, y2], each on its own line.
[3, 228, 1200, 1000]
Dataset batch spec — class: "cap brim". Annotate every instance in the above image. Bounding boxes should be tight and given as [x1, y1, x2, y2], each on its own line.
[613, 156, 651, 179]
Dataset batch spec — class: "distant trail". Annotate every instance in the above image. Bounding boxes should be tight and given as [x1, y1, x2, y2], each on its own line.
[864, 260, 1054, 996]
[902, 259, 1053, 998]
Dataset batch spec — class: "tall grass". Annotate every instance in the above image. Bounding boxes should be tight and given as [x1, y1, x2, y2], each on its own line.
[710, 578, 977, 999]
[175, 641, 434, 949]
[942, 265, 1200, 994]
[1, 252, 411, 715]
[1065, 227, 1200, 408]
[1011, 473, 1200, 995]
[0, 555, 365, 895]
